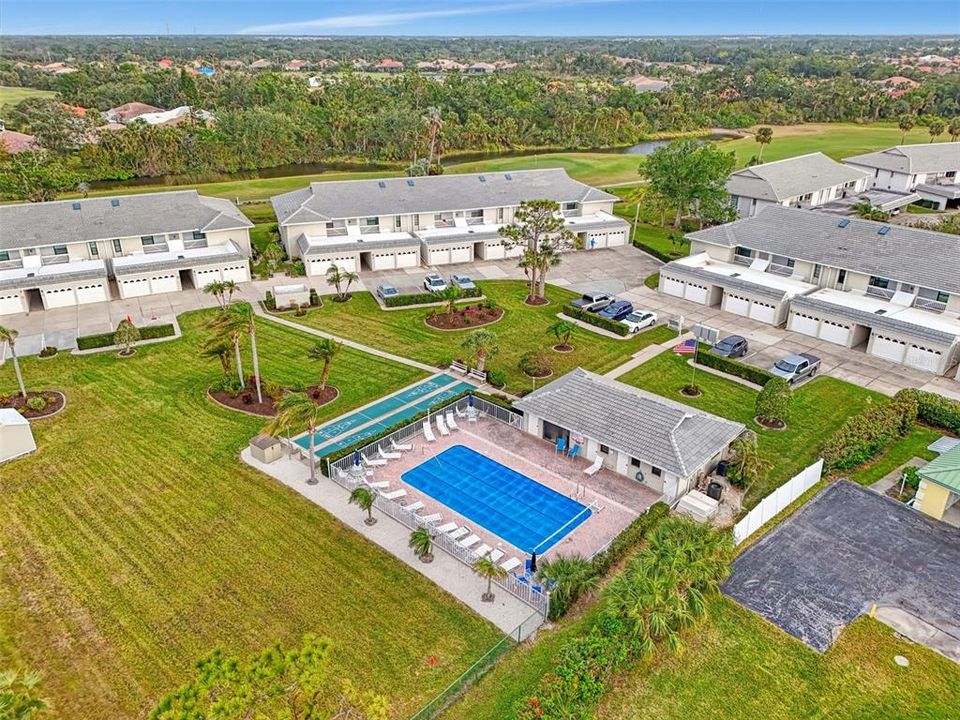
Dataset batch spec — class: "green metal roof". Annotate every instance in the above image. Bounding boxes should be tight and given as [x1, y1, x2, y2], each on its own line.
[918, 444, 960, 494]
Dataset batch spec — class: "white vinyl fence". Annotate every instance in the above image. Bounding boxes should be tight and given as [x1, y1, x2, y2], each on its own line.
[733, 459, 823, 545]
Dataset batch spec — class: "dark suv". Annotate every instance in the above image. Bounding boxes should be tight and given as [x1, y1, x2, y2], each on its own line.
[711, 335, 749, 358]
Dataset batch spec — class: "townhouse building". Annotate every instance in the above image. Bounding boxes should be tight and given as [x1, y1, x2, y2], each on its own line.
[658, 206, 960, 376]
[0, 191, 253, 316]
[843, 142, 960, 210]
[270, 169, 629, 277]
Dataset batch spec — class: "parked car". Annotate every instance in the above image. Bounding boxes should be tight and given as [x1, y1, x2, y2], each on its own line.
[770, 353, 821, 384]
[621, 310, 658, 333]
[376, 284, 400, 301]
[598, 300, 634, 321]
[450, 274, 476, 291]
[711, 335, 749, 359]
[570, 292, 614, 313]
[423, 273, 447, 292]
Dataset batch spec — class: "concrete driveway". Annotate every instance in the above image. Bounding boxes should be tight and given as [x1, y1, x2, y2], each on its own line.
[723, 481, 960, 656]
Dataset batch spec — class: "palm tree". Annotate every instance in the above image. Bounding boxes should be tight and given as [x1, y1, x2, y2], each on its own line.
[199, 335, 233, 376]
[221, 280, 239, 306]
[473, 555, 507, 602]
[728, 436, 769, 492]
[409, 526, 434, 563]
[228, 304, 262, 403]
[0, 668, 48, 719]
[307, 338, 342, 391]
[207, 311, 246, 387]
[754, 126, 773, 162]
[547, 319, 575, 351]
[0, 326, 26, 398]
[325, 263, 359, 301]
[439, 285, 462, 319]
[898, 114, 915, 144]
[948, 117, 960, 143]
[927, 116, 946, 143]
[536, 554, 597, 620]
[461, 329, 499, 373]
[349, 486, 376, 526]
[535, 243, 562, 298]
[423, 106, 443, 169]
[202, 280, 226, 309]
[265, 392, 326, 484]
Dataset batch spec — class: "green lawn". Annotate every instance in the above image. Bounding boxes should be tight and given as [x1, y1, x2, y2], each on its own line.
[847, 424, 941, 487]
[249, 222, 278, 254]
[288, 281, 676, 394]
[597, 596, 960, 720]
[0, 311, 502, 719]
[617, 351, 881, 507]
[0, 85, 56, 109]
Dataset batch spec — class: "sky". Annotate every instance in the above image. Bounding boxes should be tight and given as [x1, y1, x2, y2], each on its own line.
[1, 0, 958, 36]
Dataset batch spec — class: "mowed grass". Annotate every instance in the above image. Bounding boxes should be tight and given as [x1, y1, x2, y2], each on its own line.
[0, 311, 503, 719]
[597, 596, 960, 720]
[0, 85, 56, 109]
[846, 424, 942, 487]
[289, 280, 676, 394]
[617, 351, 881, 507]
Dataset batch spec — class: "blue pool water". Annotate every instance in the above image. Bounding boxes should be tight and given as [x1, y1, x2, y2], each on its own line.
[402, 445, 592, 553]
[294, 374, 474, 457]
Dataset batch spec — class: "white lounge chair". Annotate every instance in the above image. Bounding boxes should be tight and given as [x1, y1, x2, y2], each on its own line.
[455, 406, 467, 419]
[381, 489, 407, 500]
[337, 467, 372, 481]
[436, 414, 450, 437]
[379, 446, 402, 461]
[466, 407, 479, 423]
[364, 480, 389, 489]
[488, 548, 505, 563]
[474, 543, 492, 557]
[418, 513, 442, 525]
[435, 521, 457, 533]
[423, 420, 437, 442]
[500, 557, 522, 572]
[445, 411, 460, 431]
[402, 500, 425, 512]
[458, 534, 480, 548]
[391, 438, 413, 452]
[361, 452, 387, 468]
[584, 456, 603, 477]
[448, 526, 470, 540]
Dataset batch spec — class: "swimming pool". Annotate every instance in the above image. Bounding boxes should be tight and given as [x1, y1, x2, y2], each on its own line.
[294, 374, 474, 457]
[402, 445, 592, 554]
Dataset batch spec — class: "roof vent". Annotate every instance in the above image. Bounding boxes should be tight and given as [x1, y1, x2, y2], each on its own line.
[478, 175, 486, 182]
[72, 202, 81, 210]
[874, 309, 887, 315]
[504, 173, 513, 180]
[111, 199, 120, 207]
[406, 179, 415, 187]
[378, 181, 386, 189]
[878, 225, 891, 235]
[837, 219, 849, 228]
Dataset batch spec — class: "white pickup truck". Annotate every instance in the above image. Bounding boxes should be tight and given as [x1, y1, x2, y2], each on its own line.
[769, 353, 821, 384]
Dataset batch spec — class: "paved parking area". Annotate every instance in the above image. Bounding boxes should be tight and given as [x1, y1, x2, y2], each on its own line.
[723, 481, 960, 653]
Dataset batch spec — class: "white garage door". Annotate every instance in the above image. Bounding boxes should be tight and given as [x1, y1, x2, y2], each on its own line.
[450, 245, 472, 264]
[151, 274, 180, 294]
[871, 334, 907, 363]
[662, 277, 685, 298]
[748, 301, 777, 324]
[483, 242, 505, 260]
[120, 277, 152, 298]
[904, 344, 943, 373]
[193, 268, 222, 287]
[588, 234, 607, 249]
[75, 282, 108, 305]
[310, 256, 356, 275]
[724, 293, 750, 317]
[0, 291, 26, 315]
[221, 264, 250, 284]
[789, 312, 820, 337]
[42, 286, 77, 308]
[372, 252, 395, 271]
[684, 283, 709, 304]
[607, 230, 626, 247]
[505, 243, 524, 259]
[397, 250, 419, 268]
[429, 248, 450, 265]
[819, 319, 851, 346]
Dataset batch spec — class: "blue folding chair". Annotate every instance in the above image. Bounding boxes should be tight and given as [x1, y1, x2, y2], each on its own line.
[555, 436, 567, 454]
[568, 445, 581, 461]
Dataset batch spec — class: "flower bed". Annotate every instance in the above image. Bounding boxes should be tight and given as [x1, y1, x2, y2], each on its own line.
[208, 382, 338, 417]
[425, 304, 504, 330]
[1, 390, 66, 419]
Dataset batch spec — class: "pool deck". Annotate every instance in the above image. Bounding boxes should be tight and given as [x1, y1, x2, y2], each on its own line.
[367, 418, 662, 561]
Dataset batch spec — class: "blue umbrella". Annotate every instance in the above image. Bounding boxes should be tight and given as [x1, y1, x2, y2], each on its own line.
[354, 450, 361, 467]
[468, 393, 475, 408]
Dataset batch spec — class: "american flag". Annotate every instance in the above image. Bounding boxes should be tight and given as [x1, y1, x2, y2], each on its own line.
[673, 338, 697, 355]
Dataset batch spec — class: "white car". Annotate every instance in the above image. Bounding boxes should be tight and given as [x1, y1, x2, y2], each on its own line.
[423, 273, 448, 292]
[621, 310, 658, 333]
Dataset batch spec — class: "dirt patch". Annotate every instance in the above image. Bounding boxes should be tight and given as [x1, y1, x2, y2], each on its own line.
[209, 383, 339, 417]
[523, 369, 553, 380]
[425, 305, 503, 330]
[552, 344, 574, 353]
[680, 386, 702, 398]
[524, 296, 550, 307]
[0, 390, 66, 419]
[754, 416, 787, 430]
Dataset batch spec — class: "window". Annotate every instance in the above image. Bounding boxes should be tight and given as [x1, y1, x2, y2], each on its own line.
[364, 216, 378, 226]
[394, 215, 402, 229]
[651, 466, 662, 477]
[771, 254, 795, 268]
[53, 245, 67, 255]
[141, 236, 155, 246]
[734, 246, 752, 258]
[414, 216, 420, 230]
[112, 238, 122, 253]
[563, 201, 577, 211]
[630, 457, 641, 469]
[497, 208, 504, 222]
[813, 264, 821, 280]
[326, 221, 335, 229]
[469, 209, 483, 218]
[599, 444, 610, 454]
[23, 248, 36, 256]
[88, 242, 99, 257]
[868, 276, 890, 289]
[192, 231, 206, 240]
[434, 213, 443, 223]
[837, 269, 847, 286]
[0, 251, 9, 262]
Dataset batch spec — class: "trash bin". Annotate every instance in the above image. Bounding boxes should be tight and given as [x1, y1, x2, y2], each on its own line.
[707, 481, 723, 502]
[715, 459, 730, 477]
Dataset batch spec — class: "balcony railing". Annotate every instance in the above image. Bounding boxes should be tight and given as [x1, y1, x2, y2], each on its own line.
[732, 255, 752, 267]
[359, 225, 381, 235]
[466, 216, 485, 225]
[142, 243, 170, 254]
[0, 259, 24, 271]
[561, 208, 581, 217]
[865, 285, 896, 300]
[183, 238, 208, 250]
[327, 227, 348, 237]
[767, 263, 794, 277]
[913, 296, 948, 314]
[40, 255, 70, 266]
[434, 218, 455, 228]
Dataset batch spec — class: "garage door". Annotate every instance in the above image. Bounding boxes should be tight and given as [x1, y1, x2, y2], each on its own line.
[149, 274, 179, 294]
[0, 291, 26, 315]
[193, 267, 222, 287]
[588, 234, 607, 249]
[789, 312, 820, 337]
[450, 245, 472, 264]
[505, 243, 524, 258]
[749, 301, 777, 324]
[607, 230, 626, 247]
[397, 250, 419, 268]
[428, 248, 450, 265]
[662, 277, 685, 298]
[309, 256, 356, 275]
[724, 293, 750, 317]
[819, 319, 851, 346]
[372, 252, 395, 271]
[42, 286, 77, 308]
[483, 242, 505, 260]
[221, 264, 250, 284]
[119, 277, 152, 298]
[904, 344, 943, 373]
[76, 282, 108, 305]
[684, 282, 709, 304]
[871, 334, 907, 363]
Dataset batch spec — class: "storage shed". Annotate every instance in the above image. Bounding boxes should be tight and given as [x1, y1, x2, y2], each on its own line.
[250, 434, 283, 464]
[0, 408, 36, 463]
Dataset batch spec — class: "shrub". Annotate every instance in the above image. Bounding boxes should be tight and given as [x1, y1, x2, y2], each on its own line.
[211, 376, 244, 395]
[76, 323, 174, 350]
[383, 287, 481, 308]
[264, 290, 276, 311]
[698, 349, 776, 387]
[755, 377, 792, 425]
[562, 305, 629, 336]
[902, 465, 921, 491]
[895, 388, 960, 434]
[38, 346, 58, 358]
[631, 240, 673, 263]
[518, 348, 552, 377]
[26, 395, 47, 411]
[486, 368, 507, 388]
[289, 260, 306, 277]
[820, 394, 919, 472]
[309, 288, 321, 307]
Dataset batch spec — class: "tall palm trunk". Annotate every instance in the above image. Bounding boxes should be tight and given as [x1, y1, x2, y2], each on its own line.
[233, 332, 244, 387]
[307, 424, 317, 484]
[9, 344, 26, 398]
[249, 324, 262, 404]
[320, 360, 331, 390]
[476, 351, 487, 373]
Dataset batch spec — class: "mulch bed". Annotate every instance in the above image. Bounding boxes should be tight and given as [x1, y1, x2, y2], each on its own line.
[754, 415, 787, 430]
[0, 390, 66, 419]
[523, 369, 553, 379]
[209, 383, 339, 417]
[524, 296, 550, 307]
[680, 386, 702, 398]
[552, 344, 574, 353]
[426, 305, 504, 330]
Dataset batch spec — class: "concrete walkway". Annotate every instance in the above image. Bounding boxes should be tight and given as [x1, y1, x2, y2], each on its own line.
[241, 448, 540, 638]
[874, 606, 960, 664]
[604, 334, 676, 379]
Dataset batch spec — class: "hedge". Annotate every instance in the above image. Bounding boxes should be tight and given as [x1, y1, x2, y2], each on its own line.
[76, 323, 175, 350]
[698, 349, 776, 387]
[820, 393, 918, 472]
[562, 305, 630, 336]
[383, 286, 482, 308]
[894, 388, 960, 434]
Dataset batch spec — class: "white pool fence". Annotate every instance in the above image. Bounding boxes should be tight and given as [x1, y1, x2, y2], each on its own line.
[732, 458, 824, 545]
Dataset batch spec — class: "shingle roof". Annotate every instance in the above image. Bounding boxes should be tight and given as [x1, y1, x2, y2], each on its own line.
[918, 443, 960, 493]
[843, 142, 960, 174]
[513, 368, 744, 477]
[271, 169, 618, 226]
[726, 153, 868, 202]
[0, 191, 253, 252]
[687, 205, 960, 294]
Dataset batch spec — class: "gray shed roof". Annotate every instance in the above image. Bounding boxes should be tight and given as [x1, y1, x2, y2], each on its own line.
[660, 262, 789, 302]
[111, 246, 245, 276]
[0, 264, 108, 292]
[514, 368, 744, 477]
[843, 142, 960, 175]
[726, 153, 868, 203]
[687, 205, 960, 294]
[271, 169, 618, 226]
[0, 191, 253, 252]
